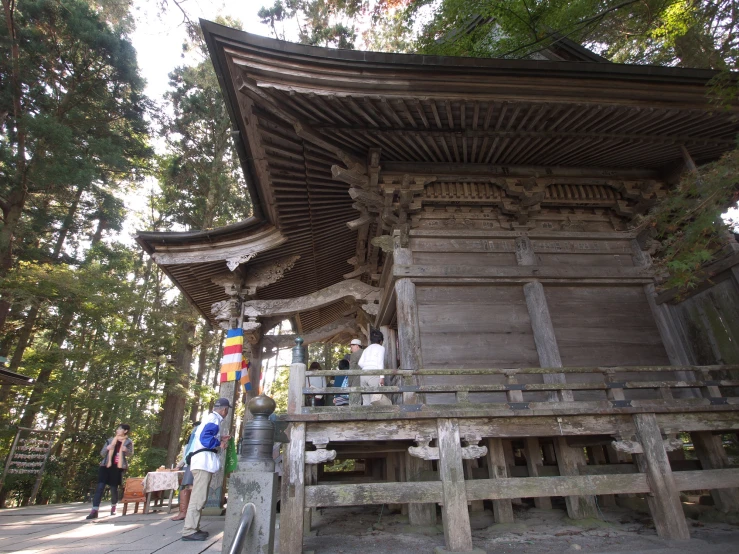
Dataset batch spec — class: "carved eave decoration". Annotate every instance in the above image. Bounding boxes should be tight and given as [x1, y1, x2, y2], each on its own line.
[149, 225, 286, 269]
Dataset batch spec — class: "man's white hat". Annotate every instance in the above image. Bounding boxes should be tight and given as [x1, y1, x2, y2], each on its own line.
[350, 339, 362, 346]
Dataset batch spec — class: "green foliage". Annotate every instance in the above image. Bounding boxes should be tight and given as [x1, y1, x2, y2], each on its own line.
[324, 458, 356, 472]
[635, 146, 739, 292]
[156, 18, 251, 229]
[267, 365, 291, 413]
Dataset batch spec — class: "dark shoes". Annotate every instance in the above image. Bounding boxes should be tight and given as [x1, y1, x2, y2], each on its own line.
[182, 530, 209, 541]
[85, 510, 98, 520]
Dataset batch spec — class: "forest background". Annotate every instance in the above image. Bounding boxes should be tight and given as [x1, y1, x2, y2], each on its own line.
[0, 0, 737, 507]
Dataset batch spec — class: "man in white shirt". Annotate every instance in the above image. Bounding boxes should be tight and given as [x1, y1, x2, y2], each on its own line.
[358, 329, 385, 405]
[182, 398, 231, 541]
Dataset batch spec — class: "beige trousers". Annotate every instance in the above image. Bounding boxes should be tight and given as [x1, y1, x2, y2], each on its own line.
[360, 375, 382, 405]
[182, 469, 212, 535]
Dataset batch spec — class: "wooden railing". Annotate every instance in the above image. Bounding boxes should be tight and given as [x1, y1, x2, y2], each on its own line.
[290, 364, 739, 418]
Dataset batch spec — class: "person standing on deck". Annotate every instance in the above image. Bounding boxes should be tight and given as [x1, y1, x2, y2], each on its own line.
[348, 338, 363, 371]
[86, 424, 133, 519]
[358, 329, 385, 405]
[181, 398, 231, 541]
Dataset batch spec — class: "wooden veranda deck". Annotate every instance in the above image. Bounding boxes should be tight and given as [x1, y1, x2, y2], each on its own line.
[0, 503, 225, 554]
[278, 363, 739, 554]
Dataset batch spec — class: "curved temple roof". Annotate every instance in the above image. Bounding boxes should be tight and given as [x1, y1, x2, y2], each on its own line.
[136, 20, 739, 330]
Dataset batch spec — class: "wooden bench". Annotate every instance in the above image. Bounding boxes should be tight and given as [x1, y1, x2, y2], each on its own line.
[120, 477, 145, 515]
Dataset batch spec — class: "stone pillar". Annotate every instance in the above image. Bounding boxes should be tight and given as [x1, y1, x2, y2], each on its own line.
[222, 395, 279, 554]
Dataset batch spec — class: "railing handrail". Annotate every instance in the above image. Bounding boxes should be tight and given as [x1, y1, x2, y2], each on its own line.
[226, 503, 256, 554]
[303, 364, 739, 377]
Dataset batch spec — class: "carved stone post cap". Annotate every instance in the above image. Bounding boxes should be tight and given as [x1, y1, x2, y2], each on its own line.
[248, 394, 276, 418]
[292, 337, 305, 364]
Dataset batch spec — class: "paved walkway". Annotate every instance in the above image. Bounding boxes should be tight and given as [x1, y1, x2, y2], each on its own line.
[0, 503, 225, 554]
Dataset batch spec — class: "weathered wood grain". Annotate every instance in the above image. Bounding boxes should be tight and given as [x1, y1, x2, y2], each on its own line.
[485, 437, 514, 523]
[553, 436, 598, 519]
[287, 362, 306, 415]
[437, 418, 473, 552]
[690, 431, 739, 512]
[465, 473, 649, 501]
[524, 438, 553, 509]
[633, 413, 690, 540]
[405, 452, 437, 526]
[281, 422, 306, 554]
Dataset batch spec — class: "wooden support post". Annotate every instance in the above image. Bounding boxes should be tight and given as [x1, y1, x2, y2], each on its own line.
[437, 418, 473, 552]
[288, 360, 306, 415]
[282, 422, 306, 554]
[643, 283, 696, 393]
[399, 452, 409, 516]
[405, 453, 437, 526]
[590, 446, 617, 507]
[691, 431, 739, 512]
[463, 458, 485, 512]
[386, 452, 402, 512]
[541, 440, 557, 465]
[203, 379, 238, 514]
[304, 462, 313, 535]
[633, 413, 690, 540]
[524, 438, 552, 509]
[523, 281, 573, 402]
[485, 438, 515, 523]
[553, 437, 597, 519]
[503, 440, 522, 505]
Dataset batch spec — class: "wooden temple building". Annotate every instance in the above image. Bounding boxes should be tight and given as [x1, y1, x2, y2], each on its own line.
[136, 20, 739, 553]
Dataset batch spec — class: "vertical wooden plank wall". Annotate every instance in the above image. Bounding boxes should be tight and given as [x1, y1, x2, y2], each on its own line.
[394, 236, 437, 525]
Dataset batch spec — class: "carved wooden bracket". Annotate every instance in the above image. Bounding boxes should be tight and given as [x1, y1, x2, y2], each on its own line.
[611, 437, 684, 455]
[242, 279, 380, 319]
[408, 436, 438, 460]
[462, 436, 488, 460]
[305, 437, 336, 465]
[408, 435, 488, 461]
[212, 298, 241, 330]
[243, 255, 300, 295]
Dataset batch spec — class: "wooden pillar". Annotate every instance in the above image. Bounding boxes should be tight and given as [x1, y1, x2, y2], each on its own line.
[691, 431, 739, 512]
[399, 452, 409, 516]
[437, 418, 473, 552]
[633, 413, 690, 540]
[553, 437, 597, 519]
[282, 422, 307, 554]
[643, 282, 694, 367]
[485, 437, 514, 523]
[590, 445, 617, 507]
[463, 458, 485, 512]
[523, 281, 573, 402]
[405, 453, 436, 526]
[203, 379, 238, 514]
[523, 438, 552, 509]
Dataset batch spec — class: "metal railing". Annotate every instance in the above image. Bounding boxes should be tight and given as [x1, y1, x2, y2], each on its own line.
[226, 503, 256, 554]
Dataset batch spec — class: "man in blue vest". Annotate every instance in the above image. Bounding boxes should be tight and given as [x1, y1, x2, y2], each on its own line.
[182, 398, 231, 541]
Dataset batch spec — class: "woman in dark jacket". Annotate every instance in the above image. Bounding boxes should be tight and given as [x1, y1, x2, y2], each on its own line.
[86, 424, 133, 519]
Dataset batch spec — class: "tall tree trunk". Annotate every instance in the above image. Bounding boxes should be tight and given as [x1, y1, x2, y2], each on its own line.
[151, 311, 196, 467]
[0, 0, 29, 332]
[189, 324, 212, 423]
[18, 309, 74, 428]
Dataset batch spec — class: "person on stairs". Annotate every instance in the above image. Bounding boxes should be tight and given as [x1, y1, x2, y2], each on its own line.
[171, 421, 199, 521]
[86, 424, 133, 519]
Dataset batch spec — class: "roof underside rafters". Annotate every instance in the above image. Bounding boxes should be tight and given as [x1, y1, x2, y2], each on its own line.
[136, 21, 739, 332]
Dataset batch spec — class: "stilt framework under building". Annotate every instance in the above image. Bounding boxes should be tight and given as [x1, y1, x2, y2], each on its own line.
[136, 20, 739, 553]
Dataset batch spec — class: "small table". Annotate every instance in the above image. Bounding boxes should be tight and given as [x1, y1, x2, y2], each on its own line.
[141, 471, 184, 514]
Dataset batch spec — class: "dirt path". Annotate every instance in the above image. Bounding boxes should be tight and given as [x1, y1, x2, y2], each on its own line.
[301, 503, 739, 553]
